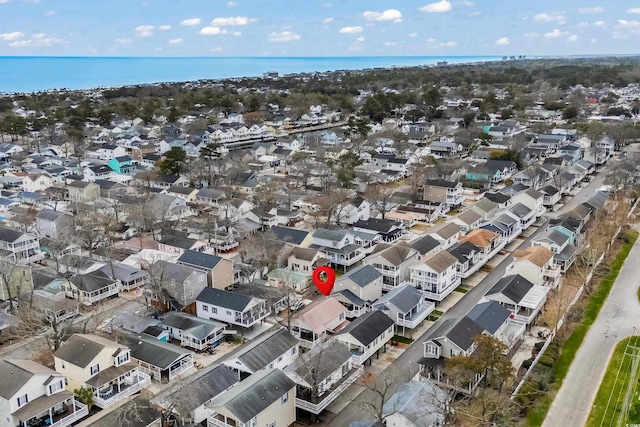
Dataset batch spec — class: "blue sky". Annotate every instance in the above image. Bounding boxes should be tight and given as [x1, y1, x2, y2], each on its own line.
[0, 0, 638, 57]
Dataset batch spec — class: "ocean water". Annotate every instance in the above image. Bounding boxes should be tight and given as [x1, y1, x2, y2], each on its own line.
[0, 56, 503, 94]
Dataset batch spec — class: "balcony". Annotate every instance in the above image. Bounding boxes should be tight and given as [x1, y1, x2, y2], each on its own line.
[14, 395, 88, 427]
[208, 412, 249, 427]
[295, 365, 364, 414]
[92, 370, 151, 408]
[233, 309, 268, 327]
[415, 277, 461, 302]
[82, 285, 119, 306]
[346, 305, 369, 318]
[397, 301, 435, 329]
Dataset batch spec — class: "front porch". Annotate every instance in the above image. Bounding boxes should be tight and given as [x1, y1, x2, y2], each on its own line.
[88, 365, 151, 408]
[292, 327, 325, 349]
[13, 393, 88, 427]
[294, 365, 364, 414]
[418, 358, 483, 395]
[81, 285, 119, 306]
[396, 300, 435, 330]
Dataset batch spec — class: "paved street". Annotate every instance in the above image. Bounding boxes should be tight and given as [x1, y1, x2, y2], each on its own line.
[543, 224, 640, 427]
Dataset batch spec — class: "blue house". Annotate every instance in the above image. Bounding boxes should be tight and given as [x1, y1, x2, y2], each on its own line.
[108, 155, 135, 175]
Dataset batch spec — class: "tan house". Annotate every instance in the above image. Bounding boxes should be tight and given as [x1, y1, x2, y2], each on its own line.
[165, 185, 199, 202]
[458, 228, 504, 257]
[22, 173, 55, 193]
[287, 247, 328, 273]
[363, 243, 420, 291]
[66, 180, 100, 203]
[53, 334, 151, 408]
[507, 245, 562, 289]
[206, 369, 296, 427]
[176, 250, 234, 290]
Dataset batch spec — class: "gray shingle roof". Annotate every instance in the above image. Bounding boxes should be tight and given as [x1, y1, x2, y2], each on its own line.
[207, 369, 295, 424]
[338, 265, 382, 288]
[160, 312, 225, 340]
[54, 334, 125, 368]
[36, 209, 67, 222]
[123, 334, 192, 369]
[0, 226, 26, 243]
[337, 310, 394, 347]
[69, 270, 115, 293]
[313, 228, 348, 242]
[0, 359, 58, 399]
[196, 287, 252, 311]
[466, 301, 511, 334]
[173, 365, 239, 411]
[177, 250, 223, 270]
[374, 285, 424, 315]
[222, 326, 298, 372]
[487, 274, 534, 305]
[271, 225, 310, 245]
[409, 235, 440, 256]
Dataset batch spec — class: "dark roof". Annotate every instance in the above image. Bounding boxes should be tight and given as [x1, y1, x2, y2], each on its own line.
[196, 287, 252, 311]
[409, 235, 440, 256]
[208, 369, 295, 424]
[483, 192, 511, 204]
[487, 274, 534, 304]
[424, 179, 459, 188]
[122, 334, 192, 369]
[271, 225, 310, 245]
[222, 326, 298, 372]
[175, 365, 239, 410]
[36, 209, 67, 222]
[158, 234, 199, 250]
[69, 270, 115, 292]
[353, 218, 401, 234]
[291, 247, 319, 261]
[373, 285, 424, 314]
[466, 301, 511, 334]
[445, 317, 485, 351]
[540, 185, 559, 196]
[0, 226, 26, 243]
[54, 334, 124, 368]
[337, 310, 394, 346]
[447, 241, 480, 263]
[177, 250, 223, 269]
[338, 265, 382, 288]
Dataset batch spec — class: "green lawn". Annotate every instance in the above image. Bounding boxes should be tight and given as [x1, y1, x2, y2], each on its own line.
[527, 230, 639, 426]
[587, 336, 640, 427]
[455, 285, 469, 293]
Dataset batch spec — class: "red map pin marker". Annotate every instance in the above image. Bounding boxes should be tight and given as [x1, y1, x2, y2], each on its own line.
[312, 266, 336, 296]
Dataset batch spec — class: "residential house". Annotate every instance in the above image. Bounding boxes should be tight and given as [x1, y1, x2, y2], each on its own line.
[335, 310, 395, 366]
[290, 297, 348, 348]
[363, 243, 420, 291]
[470, 198, 499, 221]
[426, 222, 463, 250]
[547, 216, 584, 246]
[232, 172, 260, 195]
[484, 274, 548, 326]
[195, 188, 226, 207]
[447, 241, 485, 279]
[373, 284, 435, 334]
[449, 209, 482, 233]
[0, 359, 89, 427]
[332, 265, 383, 318]
[221, 326, 299, 379]
[147, 260, 208, 312]
[133, 171, 188, 190]
[311, 228, 366, 272]
[429, 140, 460, 159]
[177, 250, 234, 290]
[539, 185, 562, 209]
[195, 287, 269, 329]
[512, 168, 543, 189]
[480, 213, 521, 244]
[557, 144, 583, 162]
[98, 262, 149, 292]
[107, 155, 134, 175]
[21, 173, 54, 193]
[53, 334, 151, 408]
[93, 179, 127, 199]
[467, 300, 525, 350]
[158, 311, 226, 351]
[507, 245, 562, 289]
[157, 234, 207, 256]
[64, 270, 119, 306]
[352, 218, 404, 243]
[271, 225, 313, 247]
[512, 188, 546, 218]
[82, 165, 115, 182]
[287, 247, 328, 274]
[164, 364, 238, 425]
[508, 203, 536, 230]
[121, 333, 194, 383]
[207, 369, 296, 427]
[483, 192, 512, 209]
[458, 228, 505, 258]
[531, 229, 576, 272]
[422, 179, 464, 209]
[594, 136, 614, 164]
[165, 185, 199, 203]
[333, 196, 371, 225]
[35, 209, 72, 239]
[408, 235, 441, 259]
[409, 250, 460, 302]
[287, 339, 363, 416]
[382, 381, 448, 427]
[66, 180, 100, 203]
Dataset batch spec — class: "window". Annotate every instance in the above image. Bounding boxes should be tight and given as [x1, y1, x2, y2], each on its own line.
[427, 344, 438, 355]
[226, 310, 232, 316]
[212, 307, 217, 314]
[202, 305, 208, 312]
[281, 391, 289, 404]
[199, 275, 205, 282]
[90, 364, 100, 375]
[17, 394, 28, 407]
[268, 422, 276, 427]
[117, 352, 129, 366]
[61, 361, 65, 369]
[268, 362, 274, 369]
[249, 417, 257, 427]
[48, 380, 63, 394]
[277, 355, 283, 363]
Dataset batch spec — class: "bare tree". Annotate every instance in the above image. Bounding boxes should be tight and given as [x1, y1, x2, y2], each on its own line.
[366, 184, 397, 219]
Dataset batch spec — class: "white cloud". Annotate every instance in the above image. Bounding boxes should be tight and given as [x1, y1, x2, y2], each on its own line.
[348, 46, 363, 51]
[31, 32, 45, 39]
[533, 12, 566, 25]
[437, 41, 457, 47]
[339, 26, 363, 34]
[593, 20, 606, 28]
[419, 0, 452, 13]
[210, 16, 253, 26]
[135, 25, 154, 37]
[233, 31, 241, 36]
[0, 31, 23, 41]
[578, 7, 603, 14]
[169, 38, 183, 44]
[159, 25, 171, 30]
[44, 10, 55, 15]
[210, 47, 222, 52]
[356, 36, 365, 42]
[363, 9, 402, 22]
[627, 8, 640, 13]
[426, 37, 436, 42]
[199, 27, 227, 35]
[0, 0, 10, 3]
[409, 32, 418, 37]
[567, 34, 578, 41]
[385, 41, 399, 46]
[116, 38, 132, 44]
[9, 37, 60, 47]
[577, 22, 589, 28]
[496, 36, 509, 45]
[544, 28, 565, 38]
[227, 1, 236, 7]
[613, 19, 640, 38]
[268, 31, 300, 42]
[460, 1, 474, 6]
[181, 18, 201, 26]
[323, 17, 333, 24]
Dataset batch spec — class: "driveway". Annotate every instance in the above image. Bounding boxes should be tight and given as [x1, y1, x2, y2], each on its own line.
[542, 225, 640, 427]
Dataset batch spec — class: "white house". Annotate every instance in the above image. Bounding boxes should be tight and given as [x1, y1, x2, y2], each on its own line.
[409, 251, 460, 302]
[195, 287, 269, 329]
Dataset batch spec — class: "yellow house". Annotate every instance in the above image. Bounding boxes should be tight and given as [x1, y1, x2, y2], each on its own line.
[53, 334, 151, 408]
